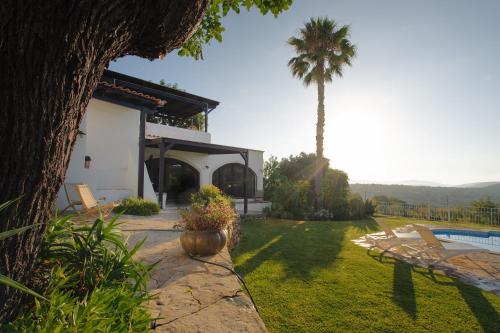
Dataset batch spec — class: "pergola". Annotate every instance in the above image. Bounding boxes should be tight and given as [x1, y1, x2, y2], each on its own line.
[140, 138, 250, 214]
[95, 70, 219, 131]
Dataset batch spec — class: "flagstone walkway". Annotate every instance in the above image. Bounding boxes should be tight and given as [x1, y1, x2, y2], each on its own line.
[119, 211, 267, 333]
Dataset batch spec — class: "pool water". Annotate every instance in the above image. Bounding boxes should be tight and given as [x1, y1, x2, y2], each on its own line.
[432, 229, 500, 253]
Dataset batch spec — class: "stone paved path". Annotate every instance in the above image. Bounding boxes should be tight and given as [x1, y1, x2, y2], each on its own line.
[119, 211, 267, 333]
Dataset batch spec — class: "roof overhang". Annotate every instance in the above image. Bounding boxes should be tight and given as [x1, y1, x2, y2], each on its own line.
[94, 70, 220, 118]
[146, 137, 248, 155]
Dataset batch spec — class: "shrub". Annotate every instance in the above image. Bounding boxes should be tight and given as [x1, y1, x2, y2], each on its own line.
[349, 194, 366, 220]
[322, 169, 350, 220]
[364, 199, 375, 216]
[263, 153, 352, 221]
[471, 197, 497, 209]
[279, 152, 329, 182]
[180, 185, 237, 231]
[268, 178, 312, 219]
[176, 188, 198, 205]
[309, 209, 333, 221]
[114, 197, 160, 216]
[263, 156, 281, 201]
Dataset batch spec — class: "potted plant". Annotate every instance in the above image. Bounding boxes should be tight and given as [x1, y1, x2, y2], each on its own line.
[179, 185, 237, 256]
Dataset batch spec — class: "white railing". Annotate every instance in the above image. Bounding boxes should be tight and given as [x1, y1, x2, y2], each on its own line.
[377, 202, 500, 225]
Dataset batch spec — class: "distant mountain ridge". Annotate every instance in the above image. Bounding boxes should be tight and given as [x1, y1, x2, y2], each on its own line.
[351, 180, 446, 187]
[456, 181, 500, 188]
[350, 182, 500, 206]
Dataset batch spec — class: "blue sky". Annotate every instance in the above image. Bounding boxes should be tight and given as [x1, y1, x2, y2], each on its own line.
[110, 0, 500, 185]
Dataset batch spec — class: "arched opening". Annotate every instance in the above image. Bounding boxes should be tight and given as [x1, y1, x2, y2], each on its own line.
[212, 163, 256, 198]
[146, 157, 199, 202]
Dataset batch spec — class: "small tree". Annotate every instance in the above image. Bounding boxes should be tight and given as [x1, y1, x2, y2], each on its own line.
[471, 197, 497, 209]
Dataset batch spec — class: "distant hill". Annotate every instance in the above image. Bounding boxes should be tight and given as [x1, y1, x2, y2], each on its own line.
[350, 183, 500, 206]
[351, 179, 446, 187]
[392, 180, 446, 187]
[455, 181, 500, 188]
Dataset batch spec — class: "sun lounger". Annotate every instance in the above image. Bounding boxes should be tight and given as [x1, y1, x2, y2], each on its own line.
[407, 224, 489, 268]
[73, 184, 119, 220]
[367, 219, 422, 254]
[61, 182, 84, 213]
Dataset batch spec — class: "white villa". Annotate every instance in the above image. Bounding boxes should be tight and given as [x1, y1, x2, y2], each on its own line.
[55, 70, 268, 214]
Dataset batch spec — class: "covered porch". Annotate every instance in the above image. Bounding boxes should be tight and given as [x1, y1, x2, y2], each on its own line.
[138, 137, 252, 215]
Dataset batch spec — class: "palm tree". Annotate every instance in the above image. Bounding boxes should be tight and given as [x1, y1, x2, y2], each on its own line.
[288, 17, 356, 207]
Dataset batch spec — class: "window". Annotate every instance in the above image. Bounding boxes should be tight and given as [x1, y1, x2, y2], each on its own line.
[212, 163, 256, 198]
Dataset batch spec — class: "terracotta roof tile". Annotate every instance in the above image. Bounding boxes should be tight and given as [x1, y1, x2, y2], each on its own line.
[98, 81, 167, 106]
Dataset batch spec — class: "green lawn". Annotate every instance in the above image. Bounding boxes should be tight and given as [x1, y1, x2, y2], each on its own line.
[231, 216, 500, 333]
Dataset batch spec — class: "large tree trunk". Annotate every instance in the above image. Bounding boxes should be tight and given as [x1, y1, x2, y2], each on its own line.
[0, 0, 209, 323]
[314, 69, 326, 210]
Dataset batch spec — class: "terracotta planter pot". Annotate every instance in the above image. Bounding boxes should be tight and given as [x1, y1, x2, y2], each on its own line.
[180, 229, 227, 256]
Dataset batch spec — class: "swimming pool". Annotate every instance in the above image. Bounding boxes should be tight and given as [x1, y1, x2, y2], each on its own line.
[432, 229, 500, 253]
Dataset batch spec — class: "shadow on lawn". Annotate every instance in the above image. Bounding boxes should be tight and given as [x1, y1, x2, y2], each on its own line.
[456, 282, 500, 332]
[236, 218, 377, 282]
[392, 260, 416, 319]
[420, 269, 500, 332]
[369, 253, 499, 331]
[368, 254, 417, 319]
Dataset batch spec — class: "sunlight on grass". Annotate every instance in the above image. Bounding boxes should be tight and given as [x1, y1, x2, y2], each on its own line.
[232, 217, 500, 333]
[234, 234, 283, 267]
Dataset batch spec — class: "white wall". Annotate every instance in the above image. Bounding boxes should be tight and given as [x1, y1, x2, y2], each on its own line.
[56, 99, 140, 210]
[146, 122, 211, 143]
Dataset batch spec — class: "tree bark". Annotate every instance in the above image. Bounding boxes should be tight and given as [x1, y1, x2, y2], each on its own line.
[0, 0, 209, 323]
[316, 80, 325, 159]
[314, 66, 326, 210]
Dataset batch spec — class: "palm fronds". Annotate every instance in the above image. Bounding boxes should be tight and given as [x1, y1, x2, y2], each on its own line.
[287, 17, 356, 84]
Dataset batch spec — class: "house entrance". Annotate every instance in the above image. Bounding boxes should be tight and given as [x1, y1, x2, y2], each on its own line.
[146, 157, 199, 202]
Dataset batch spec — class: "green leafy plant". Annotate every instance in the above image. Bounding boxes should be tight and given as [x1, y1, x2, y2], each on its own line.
[113, 198, 160, 216]
[6, 215, 153, 331]
[6, 268, 151, 332]
[38, 214, 150, 297]
[179, 0, 293, 59]
[180, 185, 237, 231]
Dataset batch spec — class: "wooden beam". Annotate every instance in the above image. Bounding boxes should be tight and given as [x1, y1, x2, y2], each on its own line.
[158, 140, 165, 208]
[137, 109, 146, 198]
[241, 151, 249, 215]
[204, 107, 208, 132]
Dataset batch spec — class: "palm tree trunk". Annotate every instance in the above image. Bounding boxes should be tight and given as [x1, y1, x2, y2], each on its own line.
[314, 70, 325, 210]
[316, 79, 325, 159]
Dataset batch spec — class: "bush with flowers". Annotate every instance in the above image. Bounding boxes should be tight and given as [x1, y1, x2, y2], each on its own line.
[180, 185, 237, 232]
